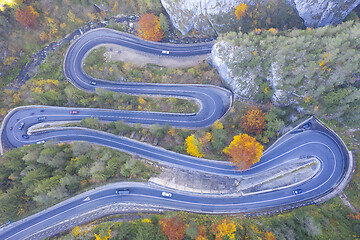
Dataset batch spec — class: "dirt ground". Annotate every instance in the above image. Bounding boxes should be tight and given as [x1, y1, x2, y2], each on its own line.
[96, 44, 210, 68]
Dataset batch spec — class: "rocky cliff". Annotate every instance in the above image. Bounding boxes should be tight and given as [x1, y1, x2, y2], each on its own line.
[161, 0, 360, 34]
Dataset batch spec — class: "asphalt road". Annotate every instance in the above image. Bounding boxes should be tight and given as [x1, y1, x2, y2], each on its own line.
[0, 29, 351, 240]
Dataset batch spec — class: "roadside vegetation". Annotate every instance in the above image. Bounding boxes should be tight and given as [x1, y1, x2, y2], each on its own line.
[56, 198, 359, 240]
[0, 142, 158, 223]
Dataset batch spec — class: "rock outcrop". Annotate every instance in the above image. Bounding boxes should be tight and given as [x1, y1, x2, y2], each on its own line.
[291, 0, 360, 27]
[161, 0, 360, 34]
[160, 0, 243, 35]
[211, 41, 259, 100]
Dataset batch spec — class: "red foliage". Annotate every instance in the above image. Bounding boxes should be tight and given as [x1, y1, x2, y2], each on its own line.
[137, 13, 163, 42]
[159, 217, 186, 240]
[241, 106, 266, 135]
[15, 6, 39, 29]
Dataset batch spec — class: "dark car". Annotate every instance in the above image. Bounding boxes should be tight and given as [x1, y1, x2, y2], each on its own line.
[293, 189, 302, 195]
[18, 122, 25, 130]
[37, 116, 46, 121]
[70, 110, 78, 114]
[303, 122, 312, 129]
[90, 81, 97, 86]
[9, 127, 13, 131]
[22, 134, 29, 139]
[115, 189, 130, 194]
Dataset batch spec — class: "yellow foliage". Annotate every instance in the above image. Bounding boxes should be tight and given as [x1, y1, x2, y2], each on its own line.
[3, 56, 17, 66]
[185, 134, 204, 158]
[254, 28, 262, 35]
[235, 3, 248, 20]
[17, 208, 25, 216]
[72, 226, 80, 237]
[252, 51, 258, 56]
[109, 67, 114, 75]
[138, 97, 146, 105]
[70, 157, 78, 164]
[199, 132, 212, 145]
[264, 231, 276, 240]
[212, 120, 223, 130]
[304, 96, 312, 103]
[94, 226, 111, 240]
[168, 128, 175, 136]
[67, 10, 76, 23]
[215, 219, 236, 240]
[13, 93, 21, 104]
[141, 218, 152, 223]
[0, 0, 16, 11]
[111, 1, 119, 12]
[268, 28, 278, 34]
[8, 173, 15, 181]
[40, 31, 48, 41]
[264, 87, 269, 94]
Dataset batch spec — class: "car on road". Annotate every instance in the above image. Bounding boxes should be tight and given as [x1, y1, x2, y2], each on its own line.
[40, 109, 44, 112]
[70, 110, 78, 114]
[22, 134, 29, 139]
[293, 189, 302, 195]
[90, 81, 97, 86]
[38, 116, 46, 121]
[115, 189, 130, 194]
[161, 50, 170, 54]
[36, 140, 45, 144]
[9, 127, 13, 130]
[161, 192, 172, 198]
[303, 122, 312, 129]
[18, 122, 25, 130]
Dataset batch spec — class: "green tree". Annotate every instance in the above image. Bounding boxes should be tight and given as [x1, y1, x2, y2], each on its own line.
[159, 13, 169, 33]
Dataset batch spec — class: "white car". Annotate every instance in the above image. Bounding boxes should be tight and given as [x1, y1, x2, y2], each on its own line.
[161, 50, 170, 55]
[161, 192, 172, 198]
[36, 140, 45, 144]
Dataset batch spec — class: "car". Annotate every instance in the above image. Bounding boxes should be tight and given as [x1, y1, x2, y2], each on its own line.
[90, 81, 97, 86]
[161, 50, 170, 54]
[115, 189, 130, 194]
[70, 110, 78, 114]
[161, 192, 172, 198]
[303, 122, 312, 129]
[9, 127, 13, 131]
[40, 109, 44, 112]
[22, 134, 29, 139]
[36, 140, 45, 144]
[293, 189, 303, 195]
[18, 122, 25, 130]
[37, 116, 46, 121]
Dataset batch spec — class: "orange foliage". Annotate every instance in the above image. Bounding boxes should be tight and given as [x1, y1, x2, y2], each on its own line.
[241, 107, 266, 135]
[223, 133, 263, 170]
[15, 6, 39, 29]
[195, 225, 208, 240]
[347, 212, 360, 220]
[264, 231, 276, 240]
[235, 3, 248, 20]
[137, 13, 163, 42]
[159, 217, 186, 240]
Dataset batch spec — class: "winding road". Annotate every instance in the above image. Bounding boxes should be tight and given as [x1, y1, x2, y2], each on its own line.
[0, 28, 352, 240]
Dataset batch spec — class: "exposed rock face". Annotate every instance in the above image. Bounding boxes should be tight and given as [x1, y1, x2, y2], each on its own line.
[211, 41, 259, 100]
[161, 0, 360, 34]
[291, 0, 360, 27]
[160, 0, 243, 35]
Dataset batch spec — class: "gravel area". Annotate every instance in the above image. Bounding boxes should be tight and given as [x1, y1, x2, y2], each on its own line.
[100, 43, 210, 68]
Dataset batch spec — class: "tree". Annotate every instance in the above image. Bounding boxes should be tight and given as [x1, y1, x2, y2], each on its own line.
[159, 217, 186, 240]
[0, 0, 17, 11]
[15, 6, 39, 29]
[137, 13, 163, 41]
[211, 218, 236, 240]
[211, 128, 227, 153]
[223, 133, 263, 170]
[241, 107, 266, 135]
[185, 134, 204, 158]
[159, 13, 169, 33]
[235, 3, 248, 20]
